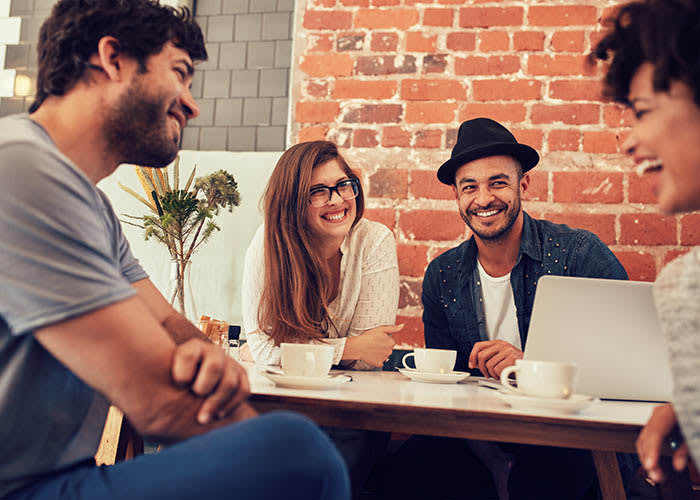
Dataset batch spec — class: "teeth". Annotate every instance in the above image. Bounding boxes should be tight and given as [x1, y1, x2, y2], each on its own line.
[636, 160, 662, 177]
[324, 211, 345, 221]
[475, 209, 500, 217]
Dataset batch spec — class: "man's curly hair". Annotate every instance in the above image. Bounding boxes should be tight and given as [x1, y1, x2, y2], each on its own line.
[591, 0, 700, 106]
[30, 0, 207, 113]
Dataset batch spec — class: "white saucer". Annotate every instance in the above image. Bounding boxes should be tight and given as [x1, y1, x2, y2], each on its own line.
[262, 372, 351, 390]
[397, 368, 471, 384]
[493, 390, 598, 414]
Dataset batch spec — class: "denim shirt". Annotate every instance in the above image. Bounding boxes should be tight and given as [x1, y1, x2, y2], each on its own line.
[422, 212, 628, 373]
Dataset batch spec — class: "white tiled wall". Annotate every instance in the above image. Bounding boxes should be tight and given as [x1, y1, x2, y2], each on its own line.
[0, 0, 10, 18]
[0, 2, 20, 98]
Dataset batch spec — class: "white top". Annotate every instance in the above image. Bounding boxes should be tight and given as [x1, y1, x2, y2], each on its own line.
[242, 218, 399, 369]
[477, 259, 521, 350]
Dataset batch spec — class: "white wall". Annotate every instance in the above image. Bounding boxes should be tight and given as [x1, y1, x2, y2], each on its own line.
[98, 150, 280, 328]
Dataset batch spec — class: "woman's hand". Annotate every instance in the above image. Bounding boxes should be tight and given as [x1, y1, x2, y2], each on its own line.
[637, 403, 689, 483]
[343, 324, 403, 367]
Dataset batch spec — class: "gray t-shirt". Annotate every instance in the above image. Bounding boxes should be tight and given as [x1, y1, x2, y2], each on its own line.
[0, 114, 148, 497]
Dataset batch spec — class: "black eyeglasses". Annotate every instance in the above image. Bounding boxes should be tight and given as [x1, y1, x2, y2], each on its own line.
[309, 178, 360, 207]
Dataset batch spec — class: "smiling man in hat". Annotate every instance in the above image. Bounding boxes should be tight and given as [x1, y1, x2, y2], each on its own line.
[387, 118, 630, 500]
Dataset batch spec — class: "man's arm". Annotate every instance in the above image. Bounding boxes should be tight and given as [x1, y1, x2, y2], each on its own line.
[132, 278, 208, 344]
[35, 295, 255, 443]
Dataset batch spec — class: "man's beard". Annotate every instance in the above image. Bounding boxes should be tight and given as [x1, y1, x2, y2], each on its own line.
[103, 76, 179, 168]
[460, 196, 521, 241]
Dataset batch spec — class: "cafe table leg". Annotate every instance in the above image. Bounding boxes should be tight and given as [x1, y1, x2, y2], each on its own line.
[592, 450, 626, 500]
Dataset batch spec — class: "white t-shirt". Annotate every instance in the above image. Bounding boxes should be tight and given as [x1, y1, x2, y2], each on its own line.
[476, 259, 521, 350]
[242, 218, 399, 369]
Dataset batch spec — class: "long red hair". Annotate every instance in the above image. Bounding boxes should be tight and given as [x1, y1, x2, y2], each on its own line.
[258, 141, 364, 344]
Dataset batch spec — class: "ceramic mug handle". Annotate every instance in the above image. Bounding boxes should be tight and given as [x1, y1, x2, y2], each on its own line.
[499, 365, 520, 393]
[401, 352, 415, 370]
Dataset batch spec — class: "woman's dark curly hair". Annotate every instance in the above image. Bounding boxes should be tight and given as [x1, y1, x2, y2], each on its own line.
[591, 0, 700, 106]
[30, 0, 207, 113]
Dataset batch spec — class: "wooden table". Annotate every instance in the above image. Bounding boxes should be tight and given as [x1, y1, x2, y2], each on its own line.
[247, 365, 659, 500]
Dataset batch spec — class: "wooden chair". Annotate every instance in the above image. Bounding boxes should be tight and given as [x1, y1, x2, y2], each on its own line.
[95, 406, 144, 465]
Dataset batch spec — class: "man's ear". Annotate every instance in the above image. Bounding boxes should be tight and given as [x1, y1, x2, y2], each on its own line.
[519, 173, 530, 196]
[93, 36, 124, 81]
[451, 184, 459, 201]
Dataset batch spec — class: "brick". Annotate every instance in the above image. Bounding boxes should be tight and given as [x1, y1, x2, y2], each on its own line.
[303, 10, 352, 30]
[553, 171, 624, 204]
[628, 171, 657, 204]
[333, 80, 396, 99]
[681, 214, 700, 245]
[446, 32, 476, 51]
[531, 103, 600, 125]
[522, 170, 548, 202]
[424, 55, 448, 74]
[549, 80, 603, 101]
[357, 55, 417, 75]
[343, 104, 403, 123]
[355, 8, 420, 30]
[513, 31, 545, 51]
[327, 128, 352, 148]
[371, 32, 399, 51]
[528, 55, 593, 77]
[544, 213, 616, 246]
[614, 251, 657, 282]
[551, 31, 585, 52]
[459, 7, 523, 27]
[299, 53, 354, 77]
[664, 249, 690, 266]
[405, 102, 457, 123]
[369, 168, 408, 198]
[337, 32, 365, 51]
[455, 55, 520, 75]
[372, 0, 400, 5]
[399, 280, 423, 309]
[479, 31, 509, 51]
[406, 31, 438, 52]
[364, 208, 396, 230]
[424, 8, 453, 27]
[305, 81, 329, 98]
[393, 315, 424, 348]
[309, 0, 336, 5]
[511, 128, 544, 152]
[472, 79, 542, 101]
[398, 244, 430, 277]
[620, 214, 677, 245]
[459, 103, 527, 123]
[382, 126, 411, 147]
[548, 129, 580, 151]
[410, 170, 454, 200]
[583, 131, 619, 153]
[604, 104, 635, 128]
[340, 0, 369, 4]
[415, 129, 442, 148]
[401, 79, 465, 101]
[529, 6, 597, 26]
[400, 209, 465, 241]
[353, 129, 379, 147]
[307, 33, 334, 52]
[296, 101, 340, 123]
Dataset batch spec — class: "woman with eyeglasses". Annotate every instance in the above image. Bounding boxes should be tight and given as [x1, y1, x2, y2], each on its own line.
[242, 140, 401, 370]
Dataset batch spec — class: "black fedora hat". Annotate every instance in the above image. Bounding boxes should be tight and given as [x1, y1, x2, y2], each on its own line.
[437, 118, 539, 185]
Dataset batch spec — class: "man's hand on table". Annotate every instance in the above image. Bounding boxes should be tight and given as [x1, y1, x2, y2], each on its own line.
[344, 324, 403, 367]
[468, 340, 523, 379]
[637, 403, 690, 483]
[171, 339, 254, 424]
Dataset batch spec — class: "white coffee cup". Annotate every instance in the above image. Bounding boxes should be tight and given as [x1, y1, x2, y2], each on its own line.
[499, 359, 577, 399]
[280, 343, 334, 377]
[401, 348, 457, 374]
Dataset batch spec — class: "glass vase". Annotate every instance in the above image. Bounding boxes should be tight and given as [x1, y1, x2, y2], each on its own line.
[167, 259, 198, 323]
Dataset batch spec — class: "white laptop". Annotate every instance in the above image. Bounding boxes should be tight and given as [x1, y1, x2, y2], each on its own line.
[524, 275, 673, 402]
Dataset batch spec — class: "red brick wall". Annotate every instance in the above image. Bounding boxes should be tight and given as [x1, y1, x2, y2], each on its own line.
[289, 0, 699, 347]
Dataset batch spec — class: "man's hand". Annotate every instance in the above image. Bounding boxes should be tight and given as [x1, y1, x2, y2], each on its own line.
[344, 324, 402, 367]
[171, 339, 253, 424]
[637, 403, 689, 483]
[468, 340, 523, 379]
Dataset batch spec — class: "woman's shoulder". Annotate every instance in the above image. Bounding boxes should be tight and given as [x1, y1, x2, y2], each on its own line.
[349, 218, 394, 243]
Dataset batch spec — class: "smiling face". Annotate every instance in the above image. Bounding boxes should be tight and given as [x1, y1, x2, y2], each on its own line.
[103, 42, 199, 168]
[623, 62, 700, 214]
[304, 159, 357, 245]
[452, 155, 528, 241]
